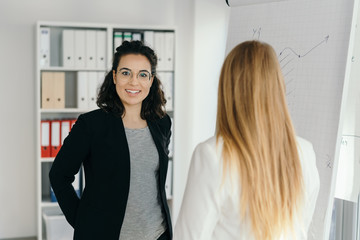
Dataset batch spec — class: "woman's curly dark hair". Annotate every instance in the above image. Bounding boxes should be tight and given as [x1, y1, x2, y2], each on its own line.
[96, 40, 167, 120]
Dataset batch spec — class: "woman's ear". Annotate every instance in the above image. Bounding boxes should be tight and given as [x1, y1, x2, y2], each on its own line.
[113, 70, 116, 84]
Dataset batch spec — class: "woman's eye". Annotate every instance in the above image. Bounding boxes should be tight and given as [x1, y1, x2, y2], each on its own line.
[121, 71, 130, 76]
[139, 72, 149, 78]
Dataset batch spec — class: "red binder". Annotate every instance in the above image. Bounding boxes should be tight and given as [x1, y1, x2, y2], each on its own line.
[70, 118, 77, 130]
[61, 120, 71, 144]
[50, 120, 61, 157]
[40, 120, 51, 158]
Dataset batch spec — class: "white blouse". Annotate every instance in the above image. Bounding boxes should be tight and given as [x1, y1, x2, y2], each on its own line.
[174, 136, 320, 240]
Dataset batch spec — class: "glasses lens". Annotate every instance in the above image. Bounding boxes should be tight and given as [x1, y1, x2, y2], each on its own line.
[138, 71, 150, 81]
[119, 69, 131, 80]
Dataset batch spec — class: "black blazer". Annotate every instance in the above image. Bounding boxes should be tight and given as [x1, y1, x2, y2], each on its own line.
[49, 109, 172, 240]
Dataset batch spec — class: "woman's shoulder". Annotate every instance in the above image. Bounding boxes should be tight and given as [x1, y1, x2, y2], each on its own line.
[80, 108, 108, 119]
[161, 113, 172, 125]
[295, 136, 319, 182]
[150, 113, 172, 130]
[197, 136, 218, 149]
[76, 109, 117, 131]
[295, 136, 316, 161]
[192, 136, 221, 165]
[78, 108, 118, 123]
[296, 136, 313, 149]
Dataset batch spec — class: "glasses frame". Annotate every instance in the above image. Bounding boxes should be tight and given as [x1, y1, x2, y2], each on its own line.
[116, 67, 153, 82]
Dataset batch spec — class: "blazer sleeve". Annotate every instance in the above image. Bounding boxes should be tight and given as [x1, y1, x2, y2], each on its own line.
[165, 115, 172, 154]
[49, 114, 91, 227]
[174, 141, 222, 240]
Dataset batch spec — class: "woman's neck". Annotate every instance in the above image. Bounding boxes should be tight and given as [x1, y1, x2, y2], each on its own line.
[122, 107, 147, 129]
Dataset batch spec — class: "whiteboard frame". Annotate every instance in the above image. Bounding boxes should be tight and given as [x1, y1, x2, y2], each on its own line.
[325, 0, 360, 239]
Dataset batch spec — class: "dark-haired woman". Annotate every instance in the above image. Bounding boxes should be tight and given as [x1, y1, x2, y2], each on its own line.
[49, 41, 172, 240]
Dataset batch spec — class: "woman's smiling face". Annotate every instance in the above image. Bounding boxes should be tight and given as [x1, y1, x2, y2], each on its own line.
[112, 54, 153, 111]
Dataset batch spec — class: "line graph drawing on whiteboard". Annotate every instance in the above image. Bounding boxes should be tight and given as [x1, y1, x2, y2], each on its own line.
[279, 35, 330, 58]
[277, 35, 330, 112]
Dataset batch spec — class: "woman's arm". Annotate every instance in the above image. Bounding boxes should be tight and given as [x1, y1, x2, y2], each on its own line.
[49, 114, 91, 227]
[174, 139, 222, 240]
[303, 141, 320, 236]
[165, 114, 172, 154]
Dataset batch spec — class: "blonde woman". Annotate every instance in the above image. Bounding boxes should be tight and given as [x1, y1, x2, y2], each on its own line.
[174, 40, 320, 240]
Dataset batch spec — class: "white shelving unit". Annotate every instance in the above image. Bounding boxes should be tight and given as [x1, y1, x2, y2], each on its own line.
[36, 21, 175, 240]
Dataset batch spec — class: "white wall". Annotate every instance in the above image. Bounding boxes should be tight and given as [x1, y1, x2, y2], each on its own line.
[172, 0, 195, 223]
[192, 0, 230, 147]
[0, 0, 229, 238]
[171, 0, 230, 224]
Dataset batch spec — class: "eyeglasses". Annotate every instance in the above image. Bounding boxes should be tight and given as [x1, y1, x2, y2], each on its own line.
[117, 68, 152, 82]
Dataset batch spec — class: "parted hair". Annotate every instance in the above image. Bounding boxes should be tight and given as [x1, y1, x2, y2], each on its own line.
[216, 40, 304, 240]
[97, 40, 166, 120]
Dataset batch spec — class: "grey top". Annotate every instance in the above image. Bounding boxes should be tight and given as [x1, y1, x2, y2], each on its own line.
[119, 126, 166, 240]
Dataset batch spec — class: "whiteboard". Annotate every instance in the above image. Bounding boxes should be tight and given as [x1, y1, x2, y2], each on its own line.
[335, 7, 360, 203]
[225, 0, 357, 239]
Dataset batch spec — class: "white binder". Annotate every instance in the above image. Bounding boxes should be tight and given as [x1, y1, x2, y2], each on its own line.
[86, 30, 97, 69]
[74, 30, 86, 68]
[154, 32, 166, 70]
[96, 31, 106, 69]
[164, 32, 175, 71]
[132, 32, 142, 41]
[41, 121, 50, 152]
[158, 72, 173, 111]
[62, 30, 75, 67]
[77, 71, 88, 109]
[87, 72, 98, 110]
[61, 120, 71, 144]
[51, 121, 61, 152]
[39, 27, 50, 67]
[113, 31, 123, 52]
[144, 31, 154, 48]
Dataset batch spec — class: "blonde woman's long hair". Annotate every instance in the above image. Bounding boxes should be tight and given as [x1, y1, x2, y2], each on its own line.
[216, 40, 303, 239]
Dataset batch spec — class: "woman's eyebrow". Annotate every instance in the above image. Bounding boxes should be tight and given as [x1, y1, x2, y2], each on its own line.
[119, 67, 150, 73]
[119, 67, 131, 71]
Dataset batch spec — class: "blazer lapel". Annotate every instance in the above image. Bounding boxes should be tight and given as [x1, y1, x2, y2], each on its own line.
[107, 113, 130, 176]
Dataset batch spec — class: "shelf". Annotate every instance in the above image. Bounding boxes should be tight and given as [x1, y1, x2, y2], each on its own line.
[37, 21, 175, 240]
[41, 201, 59, 208]
[40, 67, 108, 72]
[41, 108, 91, 113]
[41, 158, 55, 163]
